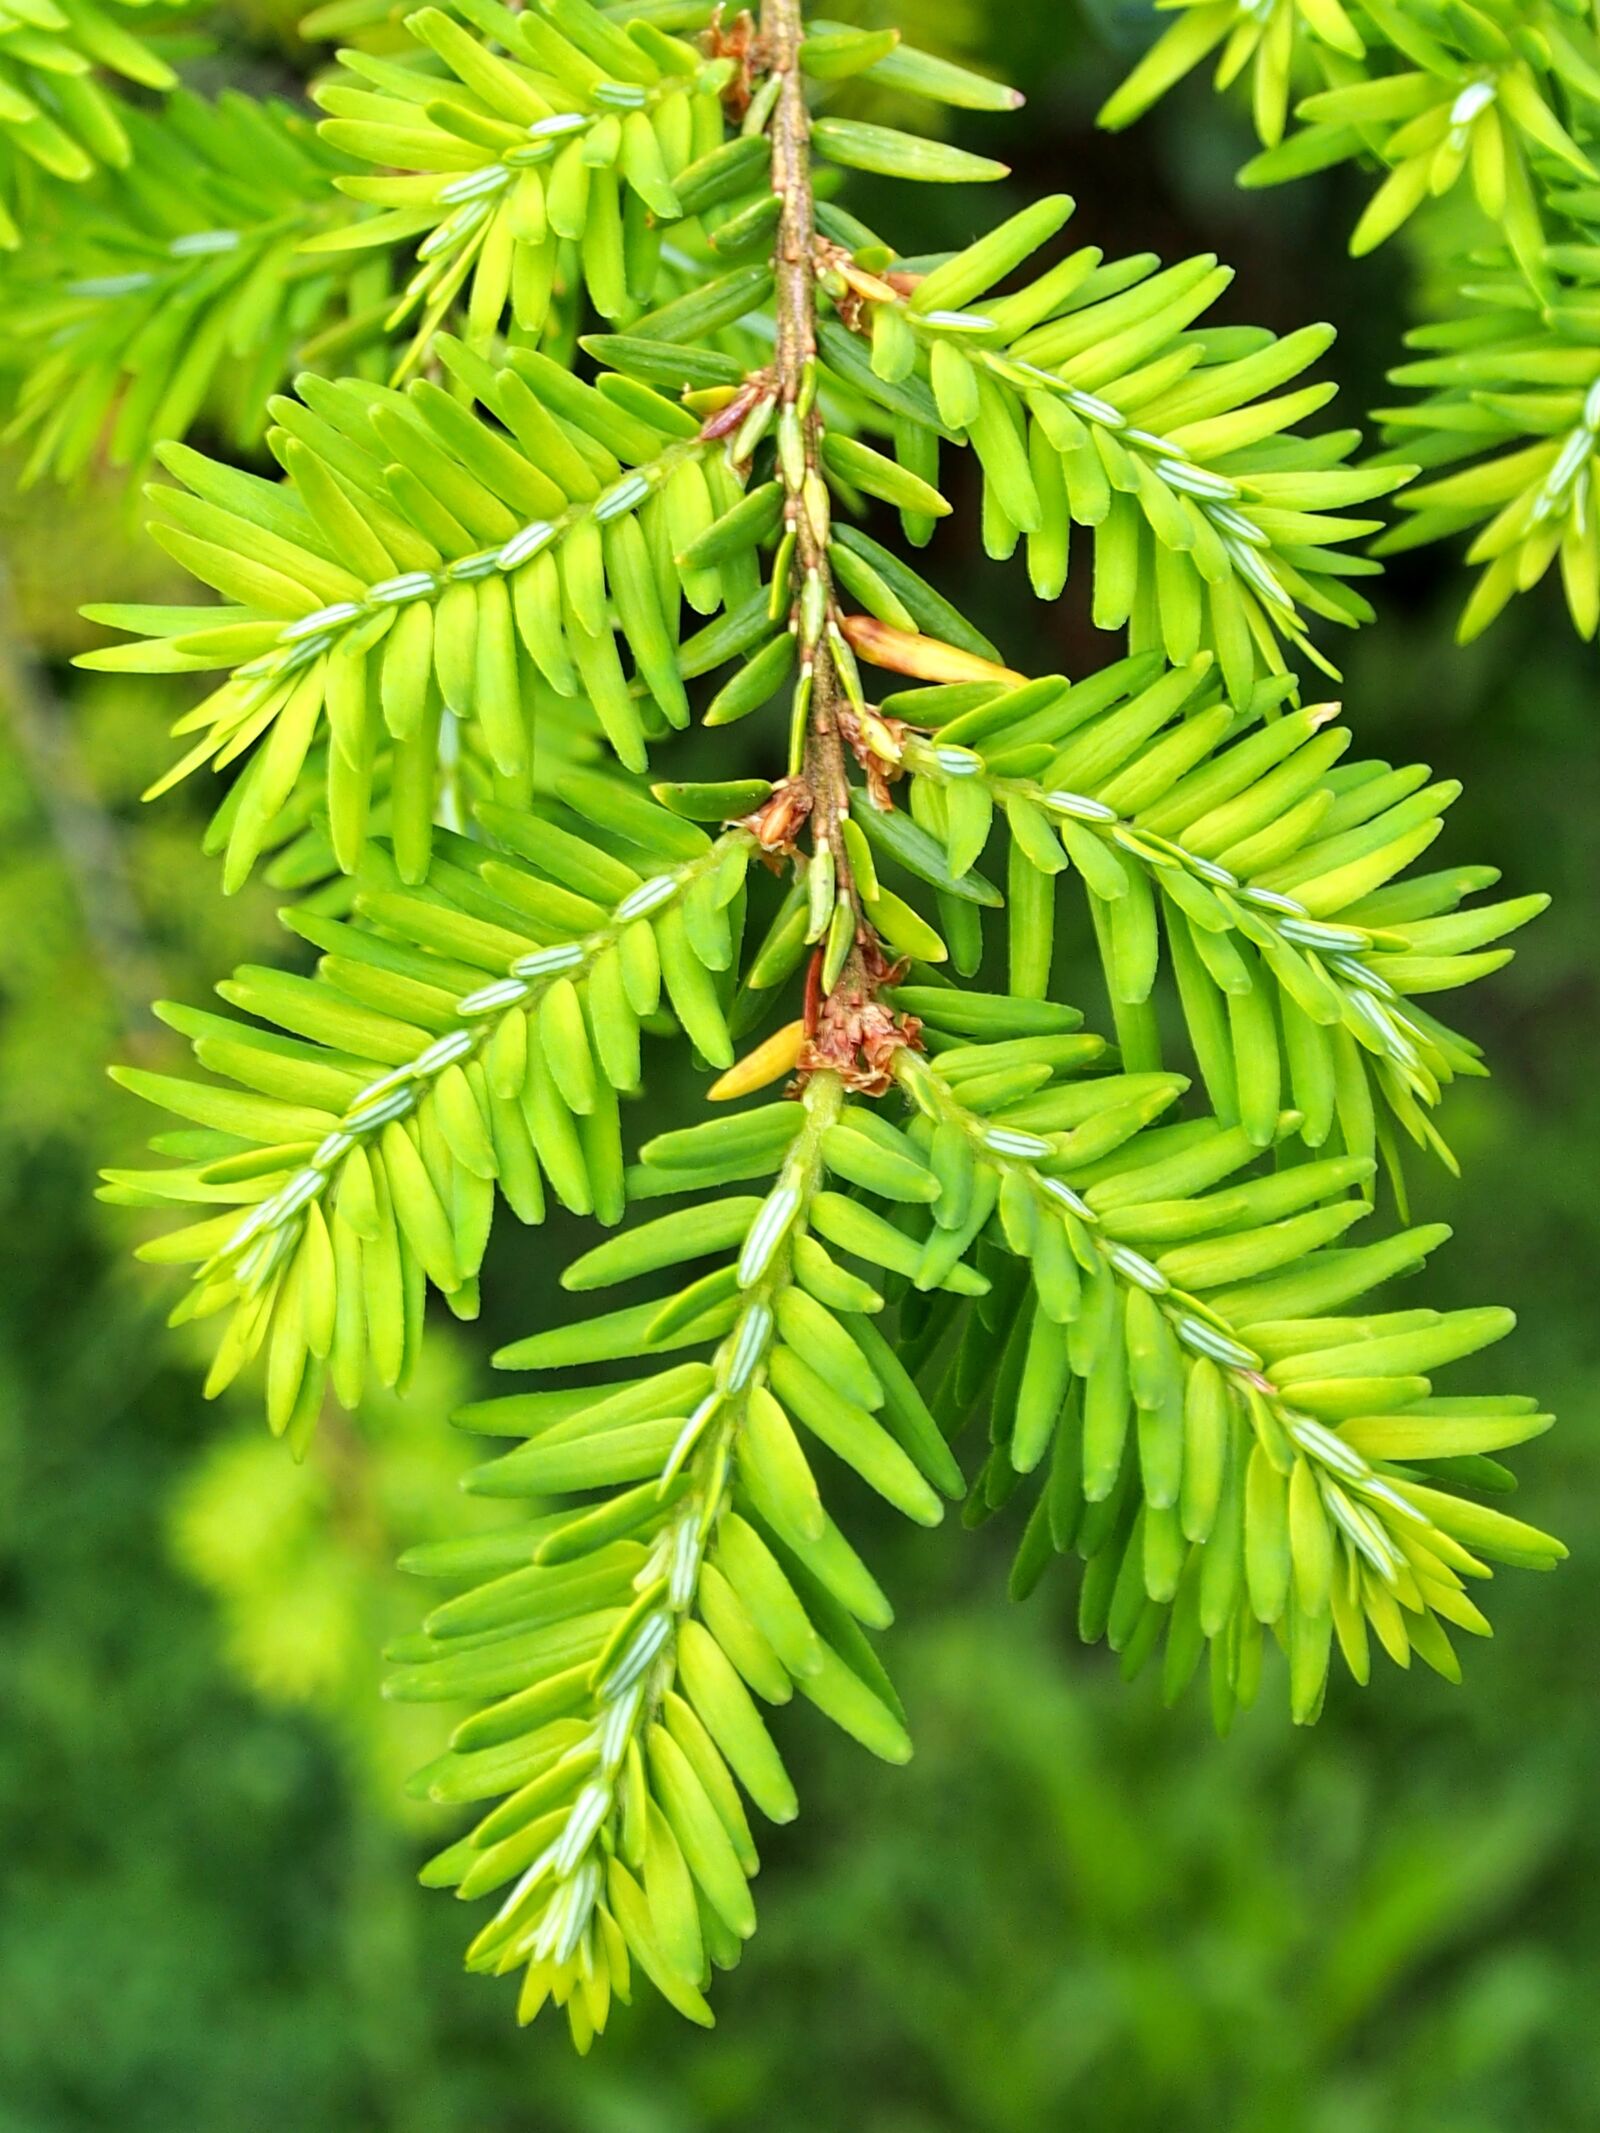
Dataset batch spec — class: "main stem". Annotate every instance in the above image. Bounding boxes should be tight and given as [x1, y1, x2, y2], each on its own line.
[764, 0, 870, 999]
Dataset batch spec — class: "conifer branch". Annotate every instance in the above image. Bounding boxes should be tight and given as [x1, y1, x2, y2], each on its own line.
[80, 351, 761, 884]
[104, 810, 757, 1440]
[887, 1038, 1562, 1724]
[36, 0, 1563, 2049]
[427, 1067, 855, 2019]
[880, 670, 1544, 1172]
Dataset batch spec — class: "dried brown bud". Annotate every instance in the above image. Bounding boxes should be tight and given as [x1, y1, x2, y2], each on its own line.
[702, 7, 763, 118]
[835, 703, 908, 811]
[796, 939, 922, 1098]
[741, 776, 813, 856]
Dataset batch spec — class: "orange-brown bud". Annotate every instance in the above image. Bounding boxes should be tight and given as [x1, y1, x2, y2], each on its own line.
[838, 614, 1026, 688]
[709, 1020, 807, 1102]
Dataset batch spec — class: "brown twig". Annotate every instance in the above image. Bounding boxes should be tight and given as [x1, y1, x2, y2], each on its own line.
[761, 0, 917, 1089]
[765, 0, 855, 921]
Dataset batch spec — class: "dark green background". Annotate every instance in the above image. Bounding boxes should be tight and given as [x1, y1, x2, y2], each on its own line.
[1, 4, 1593, 2126]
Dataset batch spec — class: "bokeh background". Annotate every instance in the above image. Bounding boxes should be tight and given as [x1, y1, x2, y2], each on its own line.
[1, 3, 1595, 2127]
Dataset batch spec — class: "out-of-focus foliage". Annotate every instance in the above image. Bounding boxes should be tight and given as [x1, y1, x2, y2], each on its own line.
[0, 0, 184, 242]
[0, 0, 1593, 2118]
[167, 1343, 487, 1812]
[1372, 177, 1600, 645]
[4, 90, 392, 483]
[1098, 0, 1600, 646]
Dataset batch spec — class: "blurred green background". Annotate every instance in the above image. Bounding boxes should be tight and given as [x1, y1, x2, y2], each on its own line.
[0, 4, 1594, 2128]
